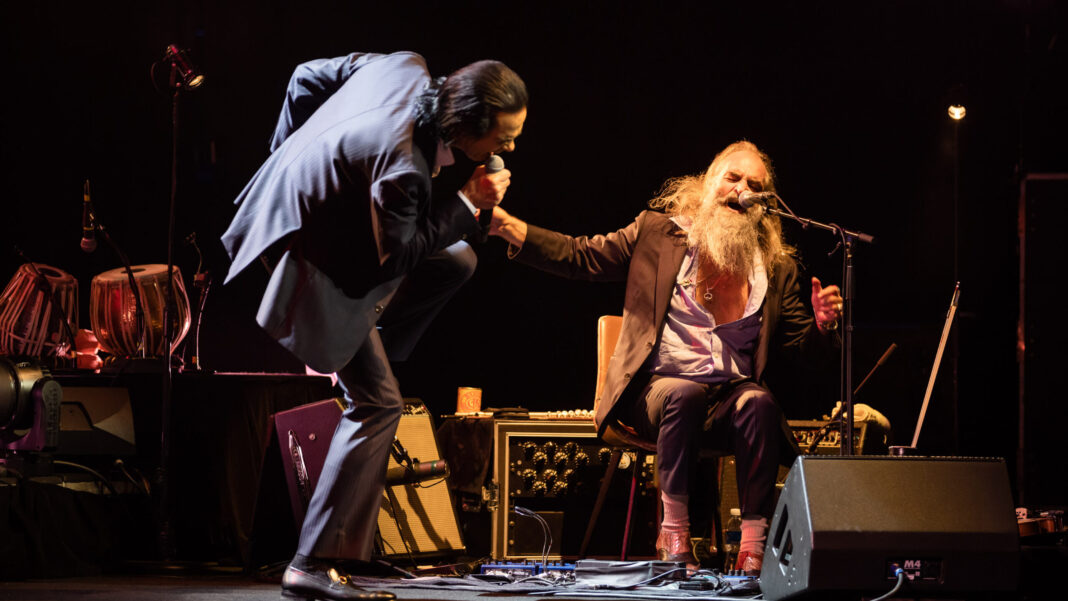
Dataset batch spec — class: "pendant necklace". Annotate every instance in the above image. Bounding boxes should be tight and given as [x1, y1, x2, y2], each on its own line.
[694, 260, 727, 303]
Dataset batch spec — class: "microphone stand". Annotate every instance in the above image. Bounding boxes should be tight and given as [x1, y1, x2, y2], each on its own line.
[74, 207, 150, 361]
[757, 197, 874, 456]
[101, 228, 149, 360]
[79, 183, 149, 361]
[806, 343, 896, 454]
[154, 52, 196, 561]
[183, 233, 211, 371]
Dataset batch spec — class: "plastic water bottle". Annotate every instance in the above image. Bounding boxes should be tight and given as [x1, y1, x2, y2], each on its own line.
[724, 508, 742, 571]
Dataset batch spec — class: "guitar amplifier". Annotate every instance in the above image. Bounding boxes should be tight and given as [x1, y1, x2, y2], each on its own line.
[489, 419, 657, 560]
[274, 398, 463, 559]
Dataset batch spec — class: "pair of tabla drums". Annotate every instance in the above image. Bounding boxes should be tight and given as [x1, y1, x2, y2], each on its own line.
[0, 263, 190, 359]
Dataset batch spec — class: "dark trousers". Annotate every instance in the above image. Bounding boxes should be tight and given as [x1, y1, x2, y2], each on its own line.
[626, 376, 795, 520]
[378, 241, 478, 362]
[297, 241, 476, 560]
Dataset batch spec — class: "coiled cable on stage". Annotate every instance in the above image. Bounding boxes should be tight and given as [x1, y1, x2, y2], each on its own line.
[513, 506, 552, 568]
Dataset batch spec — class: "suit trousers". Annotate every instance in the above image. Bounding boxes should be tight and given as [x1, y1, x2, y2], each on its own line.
[627, 376, 789, 520]
[378, 241, 477, 362]
[296, 240, 476, 560]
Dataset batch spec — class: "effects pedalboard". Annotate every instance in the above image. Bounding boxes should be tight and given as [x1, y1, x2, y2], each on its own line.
[480, 560, 575, 579]
[478, 560, 758, 589]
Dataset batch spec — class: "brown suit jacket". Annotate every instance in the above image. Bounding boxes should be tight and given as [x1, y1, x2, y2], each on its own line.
[512, 210, 837, 437]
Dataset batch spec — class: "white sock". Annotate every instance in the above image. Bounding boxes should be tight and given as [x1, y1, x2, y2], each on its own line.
[660, 491, 690, 531]
[739, 517, 768, 554]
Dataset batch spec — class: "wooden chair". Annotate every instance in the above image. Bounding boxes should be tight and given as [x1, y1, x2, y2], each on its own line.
[578, 316, 649, 560]
[578, 315, 726, 563]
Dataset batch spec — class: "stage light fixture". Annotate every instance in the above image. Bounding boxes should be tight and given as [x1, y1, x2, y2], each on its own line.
[947, 104, 966, 120]
[164, 44, 204, 90]
[1, 357, 62, 453]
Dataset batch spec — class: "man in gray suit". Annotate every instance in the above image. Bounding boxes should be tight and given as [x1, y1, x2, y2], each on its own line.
[221, 52, 527, 600]
[487, 141, 841, 576]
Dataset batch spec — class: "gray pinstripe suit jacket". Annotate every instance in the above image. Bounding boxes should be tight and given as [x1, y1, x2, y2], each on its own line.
[221, 52, 479, 373]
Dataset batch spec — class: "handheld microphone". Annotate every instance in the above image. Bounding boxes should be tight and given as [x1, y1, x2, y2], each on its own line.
[80, 179, 97, 253]
[736, 190, 777, 209]
[478, 154, 505, 242]
[385, 459, 450, 485]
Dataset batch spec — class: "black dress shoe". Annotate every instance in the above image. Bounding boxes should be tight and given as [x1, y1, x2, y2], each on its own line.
[281, 562, 395, 601]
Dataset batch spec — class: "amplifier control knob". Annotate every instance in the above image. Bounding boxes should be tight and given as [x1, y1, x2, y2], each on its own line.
[541, 469, 558, 485]
[520, 468, 537, 487]
[521, 442, 538, 459]
[598, 448, 611, 464]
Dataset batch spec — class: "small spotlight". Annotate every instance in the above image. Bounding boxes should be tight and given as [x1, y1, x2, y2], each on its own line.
[947, 105, 966, 121]
[164, 44, 204, 90]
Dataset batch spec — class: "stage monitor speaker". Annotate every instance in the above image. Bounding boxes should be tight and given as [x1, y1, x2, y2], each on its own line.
[716, 420, 883, 542]
[760, 456, 1019, 601]
[273, 398, 464, 559]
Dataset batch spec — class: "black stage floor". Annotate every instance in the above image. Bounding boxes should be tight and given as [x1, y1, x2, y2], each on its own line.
[0, 557, 1064, 601]
[0, 572, 739, 601]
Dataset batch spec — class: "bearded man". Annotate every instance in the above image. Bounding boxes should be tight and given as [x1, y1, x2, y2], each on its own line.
[487, 140, 842, 574]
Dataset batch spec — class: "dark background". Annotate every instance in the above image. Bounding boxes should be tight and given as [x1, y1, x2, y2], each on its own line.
[3, 1, 1065, 507]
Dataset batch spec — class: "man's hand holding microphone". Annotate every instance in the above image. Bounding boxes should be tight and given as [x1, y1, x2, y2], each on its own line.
[461, 154, 510, 242]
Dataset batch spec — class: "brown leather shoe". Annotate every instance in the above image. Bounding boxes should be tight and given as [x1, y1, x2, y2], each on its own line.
[735, 550, 763, 576]
[656, 529, 699, 570]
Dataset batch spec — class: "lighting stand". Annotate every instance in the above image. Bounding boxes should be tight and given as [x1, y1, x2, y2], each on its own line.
[155, 45, 203, 560]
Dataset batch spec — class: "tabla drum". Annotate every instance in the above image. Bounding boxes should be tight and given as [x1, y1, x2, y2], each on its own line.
[0, 263, 79, 357]
[90, 264, 191, 358]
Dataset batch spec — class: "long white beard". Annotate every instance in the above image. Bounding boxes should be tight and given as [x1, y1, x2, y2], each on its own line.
[689, 198, 762, 275]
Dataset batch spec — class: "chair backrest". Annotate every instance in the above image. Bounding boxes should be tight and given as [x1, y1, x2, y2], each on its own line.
[595, 315, 623, 411]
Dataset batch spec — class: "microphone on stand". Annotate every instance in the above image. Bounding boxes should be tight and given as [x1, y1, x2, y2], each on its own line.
[478, 154, 505, 242]
[80, 179, 97, 253]
[385, 459, 450, 485]
[735, 190, 777, 210]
